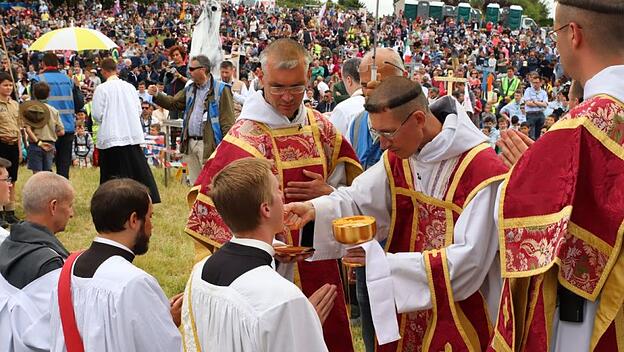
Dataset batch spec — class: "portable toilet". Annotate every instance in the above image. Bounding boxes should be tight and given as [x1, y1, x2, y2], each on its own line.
[485, 3, 501, 24]
[508, 5, 523, 30]
[404, 0, 419, 21]
[429, 1, 444, 20]
[417, 1, 430, 19]
[458, 2, 471, 22]
[443, 5, 457, 19]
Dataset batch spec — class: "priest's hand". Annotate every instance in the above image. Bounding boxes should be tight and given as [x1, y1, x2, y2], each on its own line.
[283, 201, 315, 230]
[343, 247, 366, 266]
[284, 170, 333, 200]
[497, 129, 534, 168]
[309, 284, 337, 324]
[169, 292, 184, 327]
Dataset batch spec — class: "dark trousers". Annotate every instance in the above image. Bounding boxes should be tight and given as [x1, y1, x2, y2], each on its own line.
[55, 132, 74, 179]
[356, 267, 375, 352]
[526, 112, 545, 140]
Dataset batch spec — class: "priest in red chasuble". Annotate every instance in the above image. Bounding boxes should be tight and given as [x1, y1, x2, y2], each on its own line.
[185, 38, 361, 352]
[491, 1, 624, 351]
[285, 76, 508, 352]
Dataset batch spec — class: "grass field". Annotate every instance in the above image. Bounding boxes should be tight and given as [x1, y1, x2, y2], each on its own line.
[13, 165, 365, 350]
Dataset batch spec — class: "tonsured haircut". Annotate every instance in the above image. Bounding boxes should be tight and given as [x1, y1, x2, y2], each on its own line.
[259, 38, 313, 72]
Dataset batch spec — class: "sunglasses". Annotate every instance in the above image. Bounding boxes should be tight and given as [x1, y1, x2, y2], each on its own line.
[188, 66, 204, 72]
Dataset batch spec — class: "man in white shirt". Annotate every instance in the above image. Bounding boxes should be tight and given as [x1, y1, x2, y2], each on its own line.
[49, 178, 182, 352]
[329, 57, 364, 136]
[500, 91, 526, 123]
[522, 75, 549, 139]
[92, 58, 161, 203]
[316, 76, 330, 97]
[137, 81, 152, 104]
[182, 158, 333, 352]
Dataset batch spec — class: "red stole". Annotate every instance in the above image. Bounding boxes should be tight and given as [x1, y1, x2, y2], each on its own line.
[186, 108, 362, 351]
[58, 251, 84, 352]
[379, 144, 508, 352]
[491, 94, 624, 351]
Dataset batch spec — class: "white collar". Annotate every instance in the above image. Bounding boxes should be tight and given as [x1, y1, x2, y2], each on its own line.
[351, 88, 363, 97]
[106, 75, 119, 81]
[230, 236, 275, 257]
[94, 236, 135, 255]
[583, 65, 624, 102]
[238, 90, 307, 128]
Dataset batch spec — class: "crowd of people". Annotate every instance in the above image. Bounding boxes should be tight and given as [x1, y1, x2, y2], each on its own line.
[1, 0, 623, 351]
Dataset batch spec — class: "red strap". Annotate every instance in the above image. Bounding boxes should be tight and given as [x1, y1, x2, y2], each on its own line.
[58, 251, 85, 352]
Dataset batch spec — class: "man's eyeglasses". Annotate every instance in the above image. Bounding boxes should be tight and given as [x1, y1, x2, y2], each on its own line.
[188, 66, 204, 72]
[0, 176, 12, 184]
[548, 23, 581, 42]
[370, 109, 417, 140]
[267, 85, 306, 96]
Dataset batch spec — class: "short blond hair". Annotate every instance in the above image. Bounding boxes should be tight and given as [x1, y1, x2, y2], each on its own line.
[209, 158, 274, 233]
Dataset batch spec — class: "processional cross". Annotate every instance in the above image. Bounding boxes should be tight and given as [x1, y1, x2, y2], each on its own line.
[434, 71, 467, 96]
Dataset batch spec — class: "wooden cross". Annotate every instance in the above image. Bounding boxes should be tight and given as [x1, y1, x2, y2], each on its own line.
[433, 75, 468, 96]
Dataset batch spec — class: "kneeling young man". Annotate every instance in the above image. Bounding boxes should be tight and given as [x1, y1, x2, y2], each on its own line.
[181, 158, 335, 352]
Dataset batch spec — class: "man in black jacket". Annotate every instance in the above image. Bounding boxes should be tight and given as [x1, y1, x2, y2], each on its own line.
[0, 172, 74, 288]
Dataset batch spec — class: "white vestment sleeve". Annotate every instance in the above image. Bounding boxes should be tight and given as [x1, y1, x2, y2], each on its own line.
[259, 296, 328, 352]
[310, 159, 392, 261]
[91, 86, 105, 124]
[386, 182, 500, 313]
[119, 276, 183, 352]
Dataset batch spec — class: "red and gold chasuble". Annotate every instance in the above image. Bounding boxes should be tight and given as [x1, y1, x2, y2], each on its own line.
[380, 144, 508, 352]
[490, 95, 624, 352]
[185, 108, 362, 352]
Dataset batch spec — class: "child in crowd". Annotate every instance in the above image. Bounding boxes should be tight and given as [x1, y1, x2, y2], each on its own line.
[510, 115, 520, 130]
[72, 121, 94, 167]
[482, 116, 499, 148]
[22, 82, 64, 173]
[544, 115, 558, 129]
[519, 122, 531, 137]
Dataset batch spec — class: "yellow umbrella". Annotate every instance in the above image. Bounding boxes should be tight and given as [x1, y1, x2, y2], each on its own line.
[29, 27, 118, 52]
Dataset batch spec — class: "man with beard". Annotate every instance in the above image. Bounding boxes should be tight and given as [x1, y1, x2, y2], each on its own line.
[48, 179, 182, 352]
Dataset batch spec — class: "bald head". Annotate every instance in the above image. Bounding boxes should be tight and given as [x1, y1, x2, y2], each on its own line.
[22, 172, 74, 215]
[359, 48, 405, 86]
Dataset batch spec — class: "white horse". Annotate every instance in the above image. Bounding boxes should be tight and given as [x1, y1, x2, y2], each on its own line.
[189, 0, 223, 78]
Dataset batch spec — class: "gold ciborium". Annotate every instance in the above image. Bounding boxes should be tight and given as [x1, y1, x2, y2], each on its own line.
[332, 216, 376, 267]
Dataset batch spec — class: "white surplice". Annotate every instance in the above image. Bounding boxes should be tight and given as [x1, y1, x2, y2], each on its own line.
[522, 65, 624, 352]
[92, 75, 145, 150]
[0, 269, 59, 352]
[310, 101, 502, 342]
[48, 249, 182, 352]
[181, 242, 327, 352]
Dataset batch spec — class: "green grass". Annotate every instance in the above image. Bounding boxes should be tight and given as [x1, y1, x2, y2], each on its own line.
[13, 166, 364, 351]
